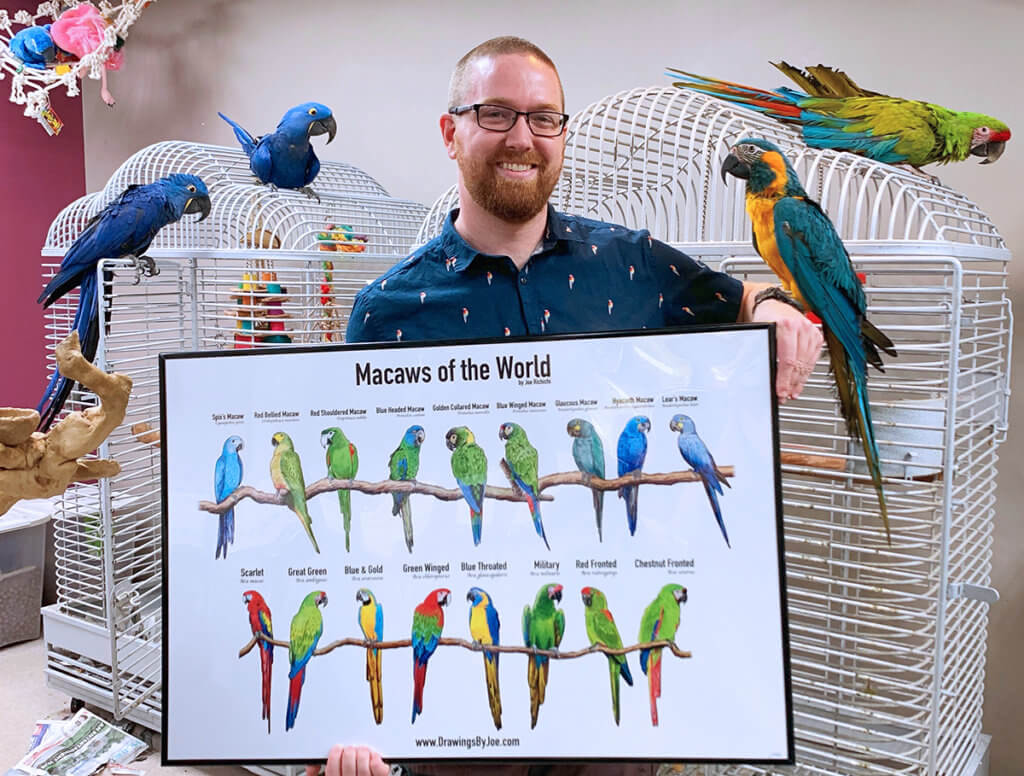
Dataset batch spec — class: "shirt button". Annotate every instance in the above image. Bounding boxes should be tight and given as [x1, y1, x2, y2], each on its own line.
[519, 276, 527, 285]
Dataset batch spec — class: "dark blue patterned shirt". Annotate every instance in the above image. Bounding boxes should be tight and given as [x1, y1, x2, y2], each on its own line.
[345, 206, 743, 343]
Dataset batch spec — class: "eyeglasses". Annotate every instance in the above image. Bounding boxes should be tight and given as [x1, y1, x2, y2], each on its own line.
[449, 104, 569, 137]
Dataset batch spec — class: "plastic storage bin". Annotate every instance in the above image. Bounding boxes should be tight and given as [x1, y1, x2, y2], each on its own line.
[0, 500, 52, 647]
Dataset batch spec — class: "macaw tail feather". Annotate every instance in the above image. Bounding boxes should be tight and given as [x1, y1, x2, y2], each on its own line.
[702, 479, 731, 548]
[648, 649, 662, 726]
[286, 666, 305, 731]
[771, 61, 879, 99]
[216, 508, 234, 559]
[592, 488, 604, 542]
[665, 67, 803, 122]
[338, 489, 351, 552]
[609, 659, 621, 726]
[399, 499, 414, 553]
[620, 656, 634, 686]
[293, 508, 321, 554]
[527, 654, 548, 729]
[259, 642, 272, 733]
[484, 653, 502, 730]
[825, 327, 891, 543]
[366, 648, 383, 725]
[620, 484, 639, 536]
[471, 510, 482, 546]
[411, 659, 428, 723]
[217, 112, 257, 157]
[862, 316, 898, 371]
[530, 503, 550, 551]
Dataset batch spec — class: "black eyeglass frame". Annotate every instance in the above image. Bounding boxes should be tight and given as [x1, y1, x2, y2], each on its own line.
[448, 103, 569, 137]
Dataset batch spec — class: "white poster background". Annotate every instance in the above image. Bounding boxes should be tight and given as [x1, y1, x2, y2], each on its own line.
[162, 327, 791, 764]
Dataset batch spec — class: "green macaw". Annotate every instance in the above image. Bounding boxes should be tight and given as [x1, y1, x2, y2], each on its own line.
[498, 422, 548, 549]
[321, 426, 359, 552]
[446, 426, 488, 545]
[582, 586, 634, 726]
[286, 589, 327, 730]
[521, 583, 565, 729]
[270, 432, 320, 553]
[389, 425, 425, 553]
[638, 584, 687, 726]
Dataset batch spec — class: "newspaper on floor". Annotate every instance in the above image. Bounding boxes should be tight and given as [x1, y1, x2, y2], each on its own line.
[7, 708, 147, 776]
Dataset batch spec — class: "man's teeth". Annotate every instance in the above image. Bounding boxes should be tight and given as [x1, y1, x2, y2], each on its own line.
[499, 162, 532, 171]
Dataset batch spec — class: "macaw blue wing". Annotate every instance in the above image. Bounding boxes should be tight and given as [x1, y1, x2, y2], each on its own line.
[304, 153, 321, 188]
[249, 140, 275, 184]
[457, 480, 484, 514]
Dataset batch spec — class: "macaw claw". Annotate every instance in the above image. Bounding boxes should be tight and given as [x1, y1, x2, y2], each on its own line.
[297, 186, 322, 204]
[126, 254, 159, 284]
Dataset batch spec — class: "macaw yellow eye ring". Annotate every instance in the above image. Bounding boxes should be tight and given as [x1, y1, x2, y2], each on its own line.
[308, 107, 317, 115]
[187, 184, 196, 193]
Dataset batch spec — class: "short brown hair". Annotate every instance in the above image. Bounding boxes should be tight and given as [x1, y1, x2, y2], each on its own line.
[448, 36, 564, 111]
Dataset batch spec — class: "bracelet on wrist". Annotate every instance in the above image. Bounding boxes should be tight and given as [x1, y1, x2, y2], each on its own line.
[753, 286, 804, 314]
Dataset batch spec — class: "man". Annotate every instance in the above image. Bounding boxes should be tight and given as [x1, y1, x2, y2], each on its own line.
[321, 36, 821, 776]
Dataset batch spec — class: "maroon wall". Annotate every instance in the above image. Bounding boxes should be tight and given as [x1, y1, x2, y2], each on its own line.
[1, 91, 86, 408]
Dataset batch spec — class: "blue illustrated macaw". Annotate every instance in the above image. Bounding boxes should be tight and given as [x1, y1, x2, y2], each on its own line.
[722, 138, 896, 542]
[214, 435, 244, 559]
[617, 416, 651, 536]
[669, 415, 731, 547]
[567, 418, 606, 541]
[218, 102, 337, 201]
[36, 175, 211, 431]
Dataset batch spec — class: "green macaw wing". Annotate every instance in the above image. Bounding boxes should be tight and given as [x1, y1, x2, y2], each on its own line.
[280, 449, 307, 492]
[638, 598, 662, 643]
[522, 605, 533, 646]
[389, 442, 420, 481]
[506, 437, 539, 490]
[590, 607, 625, 650]
[452, 442, 487, 485]
[289, 604, 323, 665]
[553, 609, 565, 647]
[328, 437, 358, 479]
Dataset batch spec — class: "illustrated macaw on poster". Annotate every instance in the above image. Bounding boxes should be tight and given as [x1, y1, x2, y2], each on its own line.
[446, 426, 488, 545]
[411, 587, 451, 724]
[567, 417, 606, 541]
[467, 587, 502, 730]
[669, 414, 732, 547]
[270, 432, 321, 553]
[522, 583, 565, 729]
[722, 138, 896, 541]
[243, 589, 273, 733]
[499, 422, 548, 550]
[617, 416, 651, 536]
[214, 435, 244, 559]
[389, 425, 425, 553]
[321, 427, 358, 552]
[356, 588, 384, 725]
[286, 590, 327, 731]
[582, 586, 634, 726]
[638, 584, 687, 726]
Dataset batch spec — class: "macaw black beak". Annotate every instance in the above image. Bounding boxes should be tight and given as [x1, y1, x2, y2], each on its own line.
[185, 195, 211, 221]
[309, 115, 337, 143]
[973, 141, 1006, 164]
[721, 152, 750, 183]
[677, 588, 688, 604]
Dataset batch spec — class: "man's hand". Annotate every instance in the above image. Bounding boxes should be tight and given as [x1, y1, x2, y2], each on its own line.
[751, 298, 823, 403]
[306, 746, 390, 776]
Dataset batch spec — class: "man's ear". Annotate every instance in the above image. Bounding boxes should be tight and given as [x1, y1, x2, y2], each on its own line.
[440, 114, 457, 159]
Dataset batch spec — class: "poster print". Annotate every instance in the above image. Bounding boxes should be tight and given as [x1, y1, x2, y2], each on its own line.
[161, 326, 792, 765]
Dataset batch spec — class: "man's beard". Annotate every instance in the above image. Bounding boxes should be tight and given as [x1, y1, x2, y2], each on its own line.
[457, 147, 562, 223]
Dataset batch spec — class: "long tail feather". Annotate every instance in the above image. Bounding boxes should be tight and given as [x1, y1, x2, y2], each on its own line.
[665, 67, 803, 121]
[260, 643, 272, 733]
[217, 112, 257, 157]
[400, 499, 414, 553]
[412, 659, 427, 723]
[609, 659, 621, 726]
[592, 488, 603, 541]
[339, 489, 351, 552]
[471, 510, 482, 545]
[366, 648, 383, 724]
[648, 649, 662, 726]
[702, 479, 731, 548]
[484, 653, 502, 730]
[286, 667, 304, 730]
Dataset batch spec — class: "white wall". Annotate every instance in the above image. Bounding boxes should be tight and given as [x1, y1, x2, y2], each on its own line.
[81, 0, 1024, 771]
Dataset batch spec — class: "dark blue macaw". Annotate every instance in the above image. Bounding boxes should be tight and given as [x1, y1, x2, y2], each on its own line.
[721, 137, 896, 542]
[616, 416, 650, 536]
[567, 418, 606, 541]
[218, 102, 337, 201]
[214, 435, 244, 559]
[36, 174, 211, 431]
[670, 414, 731, 547]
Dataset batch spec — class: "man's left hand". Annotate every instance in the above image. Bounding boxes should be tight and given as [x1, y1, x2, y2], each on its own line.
[752, 299, 824, 403]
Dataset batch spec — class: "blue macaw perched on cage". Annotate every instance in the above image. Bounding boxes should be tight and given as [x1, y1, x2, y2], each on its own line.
[721, 138, 896, 542]
[218, 102, 337, 201]
[36, 174, 211, 431]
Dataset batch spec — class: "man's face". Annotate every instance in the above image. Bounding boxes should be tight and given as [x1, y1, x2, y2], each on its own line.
[446, 53, 565, 223]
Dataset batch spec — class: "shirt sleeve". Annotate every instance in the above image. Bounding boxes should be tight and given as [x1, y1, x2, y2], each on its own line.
[345, 286, 377, 343]
[649, 238, 743, 325]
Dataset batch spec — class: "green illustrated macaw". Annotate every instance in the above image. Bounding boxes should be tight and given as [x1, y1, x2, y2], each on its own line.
[498, 422, 548, 550]
[321, 426, 359, 552]
[582, 586, 634, 726]
[446, 426, 488, 545]
[286, 590, 327, 731]
[722, 138, 897, 542]
[270, 432, 320, 553]
[521, 583, 565, 729]
[467, 587, 502, 730]
[566, 418, 606, 541]
[356, 588, 384, 725]
[638, 584, 687, 726]
[389, 425, 425, 553]
[667, 63, 1010, 173]
[411, 587, 451, 723]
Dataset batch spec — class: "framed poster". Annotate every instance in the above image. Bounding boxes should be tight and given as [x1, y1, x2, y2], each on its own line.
[161, 325, 792, 765]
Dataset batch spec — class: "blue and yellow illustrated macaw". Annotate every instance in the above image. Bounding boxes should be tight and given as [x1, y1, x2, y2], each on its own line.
[356, 588, 384, 725]
[214, 435, 244, 559]
[36, 175, 211, 431]
[617, 416, 651, 536]
[467, 587, 502, 730]
[218, 102, 337, 200]
[669, 415, 731, 547]
[567, 418, 606, 541]
[722, 138, 896, 542]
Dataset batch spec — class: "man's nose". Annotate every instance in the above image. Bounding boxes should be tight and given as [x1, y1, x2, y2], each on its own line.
[502, 113, 534, 150]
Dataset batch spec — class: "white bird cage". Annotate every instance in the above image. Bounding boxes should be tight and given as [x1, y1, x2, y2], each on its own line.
[422, 86, 1008, 776]
[39, 141, 428, 744]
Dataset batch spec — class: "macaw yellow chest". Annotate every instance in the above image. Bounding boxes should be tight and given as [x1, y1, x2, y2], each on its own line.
[745, 195, 797, 296]
[470, 606, 494, 642]
[359, 605, 376, 636]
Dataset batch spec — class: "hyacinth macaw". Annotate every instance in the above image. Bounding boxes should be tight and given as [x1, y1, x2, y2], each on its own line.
[356, 588, 384, 725]
[270, 432, 321, 553]
[8, 24, 60, 69]
[617, 416, 651, 536]
[669, 415, 731, 547]
[214, 436, 244, 559]
[722, 138, 896, 542]
[638, 584, 687, 727]
[286, 590, 327, 731]
[467, 587, 502, 730]
[567, 418, 606, 541]
[36, 175, 210, 431]
[521, 583, 565, 729]
[582, 586, 633, 726]
[667, 64, 1010, 172]
[243, 590, 274, 733]
[446, 426, 488, 545]
[498, 422, 548, 550]
[218, 102, 337, 199]
[411, 587, 450, 724]
[321, 427, 358, 552]
[389, 425, 425, 553]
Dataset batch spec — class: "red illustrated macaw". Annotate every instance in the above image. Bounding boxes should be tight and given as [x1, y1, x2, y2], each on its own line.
[410, 587, 451, 724]
[286, 590, 327, 731]
[243, 590, 273, 733]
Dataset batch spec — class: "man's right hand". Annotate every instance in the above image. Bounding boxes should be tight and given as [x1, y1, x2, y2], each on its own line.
[306, 745, 390, 776]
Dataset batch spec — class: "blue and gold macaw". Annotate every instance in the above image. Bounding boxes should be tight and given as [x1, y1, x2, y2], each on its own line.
[722, 138, 896, 542]
[467, 587, 502, 730]
[356, 588, 384, 725]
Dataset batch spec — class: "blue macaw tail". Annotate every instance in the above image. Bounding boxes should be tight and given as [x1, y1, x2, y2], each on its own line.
[285, 666, 305, 730]
[217, 112, 257, 158]
[702, 478, 730, 548]
[471, 510, 482, 545]
[527, 495, 549, 550]
[216, 508, 234, 559]
[619, 656, 634, 686]
[620, 484, 639, 536]
[592, 488, 604, 542]
[639, 647, 650, 675]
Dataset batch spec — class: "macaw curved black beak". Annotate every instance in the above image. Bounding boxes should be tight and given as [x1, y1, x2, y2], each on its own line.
[721, 152, 750, 183]
[972, 141, 1006, 164]
[185, 195, 211, 221]
[309, 115, 338, 144]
